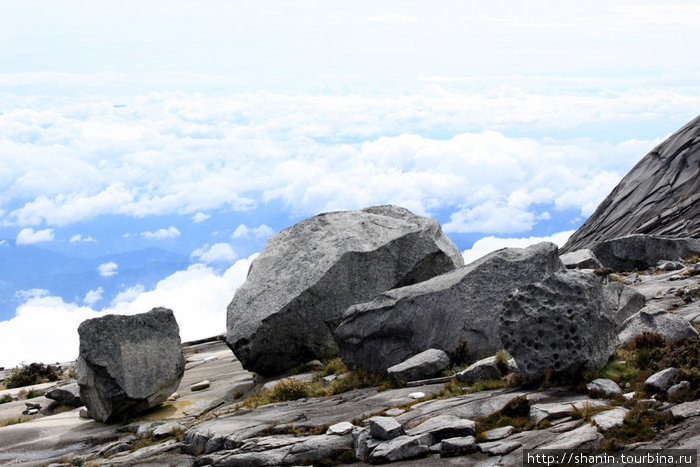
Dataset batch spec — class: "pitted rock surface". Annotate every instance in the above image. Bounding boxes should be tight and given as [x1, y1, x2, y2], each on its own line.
[225, 205, 463, 375]
[336, 242, 563, 371]
[500, 270, 617, 380]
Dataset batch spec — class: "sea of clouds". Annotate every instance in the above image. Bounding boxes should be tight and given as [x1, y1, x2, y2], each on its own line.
[0, 85, 698, 367]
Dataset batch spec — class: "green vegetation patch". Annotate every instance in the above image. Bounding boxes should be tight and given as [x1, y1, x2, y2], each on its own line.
[4, 363, 59, 389]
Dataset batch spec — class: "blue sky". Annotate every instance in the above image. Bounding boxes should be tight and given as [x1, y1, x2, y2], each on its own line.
[0, 0, 699, 366]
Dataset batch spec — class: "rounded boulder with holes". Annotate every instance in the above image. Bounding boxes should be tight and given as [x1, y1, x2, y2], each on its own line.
[499, 270, 617, 380]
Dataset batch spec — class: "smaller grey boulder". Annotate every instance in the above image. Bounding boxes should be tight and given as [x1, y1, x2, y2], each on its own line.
[645, 367, 678, 393]
[455, 356, 502, 384]
[405, 414, 476, 441]
[560, 249, 602, 269]
[368, 434, 433, 464]
[618, 306, 699, 346]
[440, 436, 477, 457]
[327, 422, 354, 436]
[387, 349, 450, 384]
[76, 307, 185, 423]
[592, 235, 700, 272]
[657, 260, 685, 271]
[667, 381, 692, 401]
[586, 378, 622, 398]
[368, 416, 404, 441]
[591, 407, 629, 431]
[670, 400, 700, 420]
[45, 383, 82, 408]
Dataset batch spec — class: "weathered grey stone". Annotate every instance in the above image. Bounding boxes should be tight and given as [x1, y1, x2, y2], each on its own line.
[560, 249, 602, 269]
[539, 423, 602, 450]
[529, 399, 609, 423]
[76, 307, 185, 423]
[387, 349, 450, 384]
[670, 400, 700, 420]
[336, 242, 564, 371]
[368, 433, 433, 464]
[645, 367, 679, 393]
[225, 205, 463, 375]
[191, 380, 210, 391]
[591, 235, 700, 272]
[618, 306, 699, 345]
[667, 381, 692, 401]
[368, 416, 404, 440]
[152, 422, 185, 439]
[327, 421, 354, 436]
[483, 426, 515, 441]
[500, 270, 617, 380]
[198, 433, 354, 467]
[658, 260, 686, 271]
[45, 383, 82, 408]
[478, 439, 522, 455]
[586, 378, 622, 398]
[405, 414, 476, 441]
[591, 407, 629, 430]
[602, 282, 646, 325]
[440, 436, 477, 457]
[456, 356, 502, 384]
[353, 427, 373, 462]
[561, 116, 700, 252]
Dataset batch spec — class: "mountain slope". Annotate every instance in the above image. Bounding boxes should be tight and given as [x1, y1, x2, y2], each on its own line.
[562, 115, 700, 252]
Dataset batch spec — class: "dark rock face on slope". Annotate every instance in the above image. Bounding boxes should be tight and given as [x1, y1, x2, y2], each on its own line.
[334, 242, 563, 372]
[225, 205, 464, 376]
[76, 308, 185, 423]
[562, 115, 700, 252]
[592, 235, 700, 271]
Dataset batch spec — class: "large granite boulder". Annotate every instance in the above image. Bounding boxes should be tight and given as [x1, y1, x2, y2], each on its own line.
[499, 270, 617, 380]
[76, 308, 185, 423]
[562, 115, 700, 252]
[225, 205, 464, 375]
[591, 234, 700, 272]
[335, 242, 564, 371]
[617, 306, 699, 346]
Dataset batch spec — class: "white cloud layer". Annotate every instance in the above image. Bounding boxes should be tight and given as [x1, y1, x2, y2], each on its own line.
[97, 261, 118, 277]
[0, 255, 255, 367]
[462, 230, 575, 265]
[16, 227, 54, 245]
[232, 224, 275, 239]
[141, 226, 181, 240]
[0, 89, 683, 235]
[191, 243, 238, 264]
[70, 234, 97, 243]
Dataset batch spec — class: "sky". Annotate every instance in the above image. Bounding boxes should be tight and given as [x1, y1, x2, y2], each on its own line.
[0, 1, 699, 367]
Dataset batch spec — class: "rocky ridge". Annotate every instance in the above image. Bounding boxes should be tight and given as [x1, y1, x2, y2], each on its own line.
[562, 115, 700, 252]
